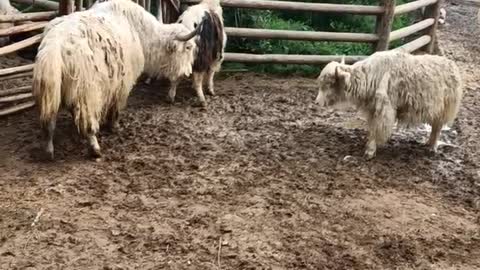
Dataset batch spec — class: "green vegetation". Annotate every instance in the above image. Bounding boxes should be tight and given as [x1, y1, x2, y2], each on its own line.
[10, 0, 417, 75]
[223, 0, 417, 75]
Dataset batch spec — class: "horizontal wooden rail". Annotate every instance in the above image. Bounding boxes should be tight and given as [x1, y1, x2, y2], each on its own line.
[394, 35, 431, 52]
[0, 86, 31, 97]
[12, 0, 59, 10]
[0, 11, 57, 23]
[0, 101, 35, 117]
[0, 21, 47, 37]
[0, 64, 35, 77]
[0, 34, 42, 56]
[182, 0, 383, 15]
[395, 0, 437, 15]
[224, 53, 367, 64]
[390, 18, 434, 41]
[0, 93, 32, 103]
[0, 72, 33, 81]
[226, 27, 379, 43]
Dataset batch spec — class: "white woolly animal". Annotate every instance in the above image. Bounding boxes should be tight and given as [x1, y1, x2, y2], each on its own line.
[0, 0, 19, 46]
[175, 0, 227, 107]
[33, 0, 202, 159]
[315, 50, 463, 159]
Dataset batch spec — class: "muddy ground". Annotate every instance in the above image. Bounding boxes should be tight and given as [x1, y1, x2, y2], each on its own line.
[1, 2, 480, 270]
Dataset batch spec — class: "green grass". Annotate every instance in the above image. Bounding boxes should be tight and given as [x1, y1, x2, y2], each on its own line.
[223, 0, 416, 75]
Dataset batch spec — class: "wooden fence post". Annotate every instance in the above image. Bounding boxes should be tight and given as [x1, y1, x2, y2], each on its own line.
[374, 0, 396, 51]
[75, 0, 83, 11]
[157, 0, 163, 22]
[422, 0, 442, 54]
[59, 0, 74, 15]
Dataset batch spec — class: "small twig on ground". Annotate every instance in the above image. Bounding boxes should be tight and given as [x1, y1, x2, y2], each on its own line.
[31, 208, 44, 227]
[217, 236, 222, 270]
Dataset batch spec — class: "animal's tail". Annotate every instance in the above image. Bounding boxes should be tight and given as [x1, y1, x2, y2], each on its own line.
[32, 41, 63, 128]
[444, 63, 464, 125]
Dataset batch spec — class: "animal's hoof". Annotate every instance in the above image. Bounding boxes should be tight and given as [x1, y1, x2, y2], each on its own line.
[89, 148, 102, 159]
[108, 122, 120, 134]
[45, 150, 54, 161]
[167, 97, 175, 104]
[206, 89, 215, 96]
[192, 100, 207, 108]
[364, 150, 375, 160]
[428, 146, 438, 154]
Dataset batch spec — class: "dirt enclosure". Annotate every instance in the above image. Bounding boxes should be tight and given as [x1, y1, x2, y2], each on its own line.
[1, 2, 480, 270]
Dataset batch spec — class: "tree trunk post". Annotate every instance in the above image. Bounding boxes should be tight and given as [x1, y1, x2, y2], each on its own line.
[374, 0, 396, 52]
[422, 0, 443, 54]
[59, 0, 74, 15]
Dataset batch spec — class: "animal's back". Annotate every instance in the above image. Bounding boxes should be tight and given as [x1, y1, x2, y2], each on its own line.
[35, 11, 145, 134]
[364, 51, 463, 125]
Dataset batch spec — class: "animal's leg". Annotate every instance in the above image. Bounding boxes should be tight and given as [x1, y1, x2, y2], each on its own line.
[106, 107, 120, 133]
[364, 72, 395, 159]
[364, 129, 377, 160]
[206, 69, 216, 96]
[427, 122, 442, 152]
[193, 72, 206, 107]
[168, 79, 178, 104]
[42, 118, 57, 160]
[87, 130, 102, 158]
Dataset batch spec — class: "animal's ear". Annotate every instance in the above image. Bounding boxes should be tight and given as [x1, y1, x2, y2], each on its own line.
[335, 65, 351, 86]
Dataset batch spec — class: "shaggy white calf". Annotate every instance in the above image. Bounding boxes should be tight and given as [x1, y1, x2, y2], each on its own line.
[174, 0, 226, 107]
[315, 50, 463, 159]
[33, 0, 203, 159]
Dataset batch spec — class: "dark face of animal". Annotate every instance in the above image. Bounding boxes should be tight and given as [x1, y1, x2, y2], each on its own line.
[315, 62, 351, 107]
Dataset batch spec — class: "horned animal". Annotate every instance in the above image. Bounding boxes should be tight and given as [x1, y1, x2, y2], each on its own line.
[33, 0, 203, 159]
[174, 0, 226, 107]
[315, 50, 463, 159]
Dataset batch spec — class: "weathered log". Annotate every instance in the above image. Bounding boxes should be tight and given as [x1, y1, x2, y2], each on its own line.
[422, 0, 442, 53]
[0, 100, 35, 116]
[0, 92, 32, 103]
[75, 0, 83, 11]
[145, 0, 151, 11]
[157, 0, 163, 21]
[225, 27, 379, 43]
[224, 53, 367, 64]
[181, 0, 383, 14]
[59, 0, 74, 15]
[394, 35, 431, 52]
[0, 21, 47, 37]
[0, 34, 42, 56]
[395, 0, 437, 15]
[0, 64, 35, 77]
[0, 11, 57, 23]
[0, 86, 31, 97]
[11, 0, 59, 10]
[0, 71, 33, 81]
[390, 18, 434, 41]
[375, 0, 396, 51]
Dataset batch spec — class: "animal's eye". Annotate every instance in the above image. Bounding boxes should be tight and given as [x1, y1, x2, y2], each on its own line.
[193, 23, 198, 28]
[178, 19, 182, 23]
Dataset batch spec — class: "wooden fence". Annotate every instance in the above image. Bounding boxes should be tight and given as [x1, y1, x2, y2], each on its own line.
[179, 0, 443, 64]
[0, 0, 474, 116]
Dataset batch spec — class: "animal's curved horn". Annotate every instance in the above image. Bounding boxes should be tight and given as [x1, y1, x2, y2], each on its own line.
[174, 18, 205, 41]
[340, 55, 345, 65]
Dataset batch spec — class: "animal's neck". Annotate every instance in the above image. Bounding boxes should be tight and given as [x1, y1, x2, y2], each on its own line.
[345, 68, 374, 106]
